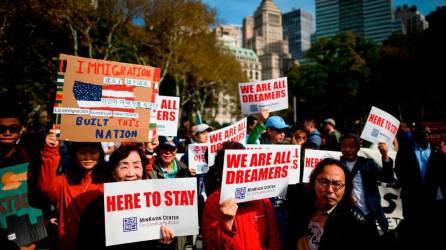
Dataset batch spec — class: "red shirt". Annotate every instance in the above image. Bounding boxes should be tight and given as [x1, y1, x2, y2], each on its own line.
[201, 189, 281, 250]
[39, 145, 103, 250]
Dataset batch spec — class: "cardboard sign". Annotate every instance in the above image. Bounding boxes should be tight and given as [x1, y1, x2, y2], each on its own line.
[53, 54, 159, 142]
[104, 178, 198, 246]
[302, 149, 342, 183]
[207, 118, 247, 166]
[246, 144, 301, 184]
[360, 106, 400, 146]
[188, 144, 209, 174]
[239, 77, 288, 114]
[220, 148, 290, 203]
[0, 163, 47, 246]
[152, 95, 180, 137]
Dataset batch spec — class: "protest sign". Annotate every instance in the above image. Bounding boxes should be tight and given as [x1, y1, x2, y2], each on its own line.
[188, 144, 209, 174]
[302, 149, 342, 183]
[219, 148, 290, 203]
[104, 178, 198, 246]
[379, 182, 403, 231]
[0, 163, 47, 247]
[246, 144, 301, 184]
[53, 54, 159, 142]
[207, 118, 247, 166]
[152, 95, 180, 137]
[360, 106, 400, 146]
[239, 77, 288, 114]
[359, 147, 397, 168]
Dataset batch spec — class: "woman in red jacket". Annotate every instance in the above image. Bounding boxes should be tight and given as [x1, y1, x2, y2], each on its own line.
[201, 141, 281, 250]
[39, 129, 105, 250]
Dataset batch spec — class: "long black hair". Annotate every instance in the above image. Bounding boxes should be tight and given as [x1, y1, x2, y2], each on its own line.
[67, 142, 105, 185]
[107, 144, 147, 182]
[308, 158, 352, 208]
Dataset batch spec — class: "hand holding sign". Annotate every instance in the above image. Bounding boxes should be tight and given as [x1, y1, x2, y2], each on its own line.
[45, 129, 59, 147]
[159, 225, 175, 245]
[377, 142, 390, 161]
[220, 199, 238, 229]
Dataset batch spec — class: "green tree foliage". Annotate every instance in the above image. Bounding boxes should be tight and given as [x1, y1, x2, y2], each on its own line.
[289, 32, 378, 125]
[140, 0, 245, 120]
[0, 0, 245, 124]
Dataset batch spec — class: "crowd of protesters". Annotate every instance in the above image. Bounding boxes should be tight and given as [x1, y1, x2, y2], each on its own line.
[1, 102, 445, 250]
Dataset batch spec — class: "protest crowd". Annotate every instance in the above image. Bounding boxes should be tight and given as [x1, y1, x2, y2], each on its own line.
[1, 56, 445, 250]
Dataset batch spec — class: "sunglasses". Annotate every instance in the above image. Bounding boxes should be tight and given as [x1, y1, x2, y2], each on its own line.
[0, 125, 22, 134]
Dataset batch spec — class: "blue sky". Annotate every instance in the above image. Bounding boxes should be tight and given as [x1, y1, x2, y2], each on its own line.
[202, 0, 445, 25]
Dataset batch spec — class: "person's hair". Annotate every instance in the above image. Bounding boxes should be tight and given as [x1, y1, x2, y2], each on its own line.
[303, 118, 316, 127]
[67, 142, 105, 185]
[340, 133, 361, 148]
[309, 158, 352, 207]
[0, 107, 26, 125]
[204, 141, 245, 196]
[292, 129, 307, 145]
[107, 144, 147, 181]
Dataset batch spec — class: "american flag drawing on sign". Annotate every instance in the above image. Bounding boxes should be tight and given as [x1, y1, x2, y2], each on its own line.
[73, 81, 135, 112]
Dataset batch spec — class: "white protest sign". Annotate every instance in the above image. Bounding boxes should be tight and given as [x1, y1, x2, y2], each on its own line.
[104, 178, 198, 246]
[207, 118, 247, 166]
[188, 143, 209, 174]
[359, 147, 397, 168]
[379, 182, 403, 231]
[302, 149, 342, 183]
[153, 95, 180, 136]
[239, 77, 288, 114]
[360, 106, 400, 146]
[246, 144, 301, 184]
[220, 148, 290, 203]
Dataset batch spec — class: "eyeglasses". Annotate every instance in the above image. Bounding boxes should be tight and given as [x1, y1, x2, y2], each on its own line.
[295, 136, 306, 140]
[0, 125, 21, 134]
[316, 178, 345, 192]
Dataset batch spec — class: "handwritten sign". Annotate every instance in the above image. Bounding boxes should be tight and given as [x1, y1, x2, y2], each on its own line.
[220, 148, 290, 203]
[360, 106, 400, 146]
[104, 178, 198, 246]
[53, 54, 158, 142]
[239, 77, 288, 114]
[207, 118, 247, 166]
[188, 144, 209, 174]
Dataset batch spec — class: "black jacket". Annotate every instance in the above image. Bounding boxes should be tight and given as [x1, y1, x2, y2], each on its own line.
[341, 156, 394, 232]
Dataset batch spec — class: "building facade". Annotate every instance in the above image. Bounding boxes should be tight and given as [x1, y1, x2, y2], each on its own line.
[395, 5, 429, 34]
[214, 25, 242, 48]
[314, 0, 403, 44]
[282, 9, 313, 60]
[243, 0, 293, 80]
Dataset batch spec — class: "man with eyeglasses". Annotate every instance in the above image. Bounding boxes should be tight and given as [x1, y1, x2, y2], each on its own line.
[150, 137, 191, 179]
[285, 158, 375, 250]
